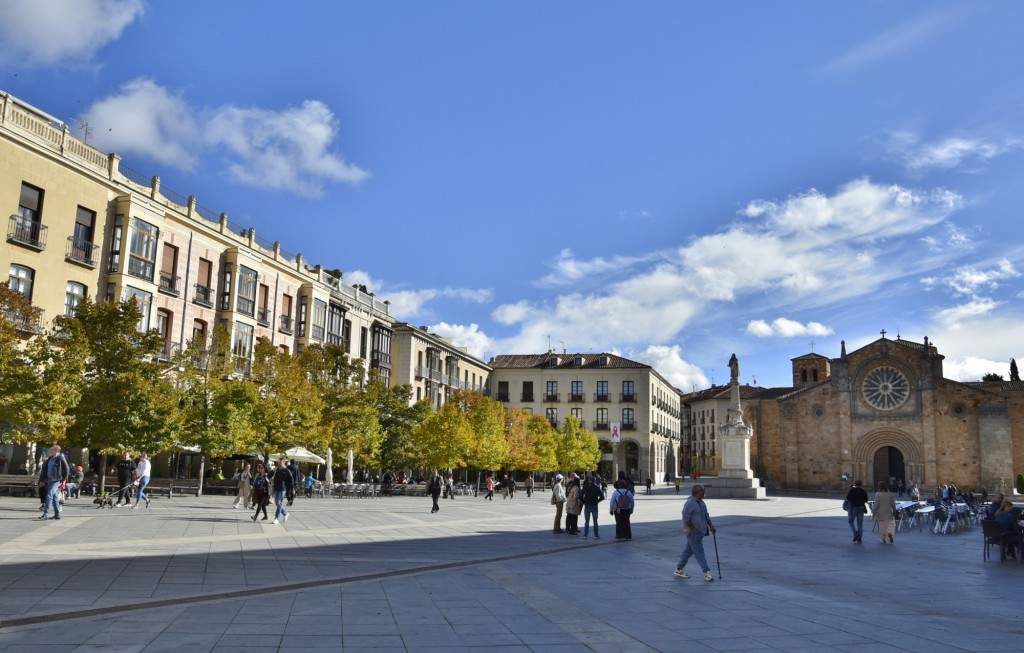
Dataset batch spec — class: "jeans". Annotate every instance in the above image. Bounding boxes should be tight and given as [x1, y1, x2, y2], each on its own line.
[274, 490, 288, 519]
[677, 532, 709, 572]
[583, 504, 599, 536]
[135, 476, 149, 505]
[847, 506, 865, 537]
[43, 482, 63, 518]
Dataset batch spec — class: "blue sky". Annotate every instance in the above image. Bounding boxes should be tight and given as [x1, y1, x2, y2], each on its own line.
[3, 0, 1023, 390]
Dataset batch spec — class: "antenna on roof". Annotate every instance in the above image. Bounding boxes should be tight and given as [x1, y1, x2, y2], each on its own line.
[546, 335, 551, 351]
[560, 340, 565, 354]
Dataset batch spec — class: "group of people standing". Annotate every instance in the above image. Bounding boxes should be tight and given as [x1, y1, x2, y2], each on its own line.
[550, 472, 636, 541]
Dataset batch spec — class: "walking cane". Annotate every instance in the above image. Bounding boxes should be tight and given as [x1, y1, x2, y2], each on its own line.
[712, 529, 722, 580]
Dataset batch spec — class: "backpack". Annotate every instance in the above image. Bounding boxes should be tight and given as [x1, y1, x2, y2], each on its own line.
[253, 475, 269, 497]
[616, 489, 631, 510]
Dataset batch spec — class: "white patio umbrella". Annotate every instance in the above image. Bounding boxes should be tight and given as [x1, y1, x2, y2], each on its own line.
[268, 447, 325, 465]
[324, 448, 333, 485]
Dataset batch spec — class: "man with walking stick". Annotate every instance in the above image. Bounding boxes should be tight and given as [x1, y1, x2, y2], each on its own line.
[674, 484, 716, 582]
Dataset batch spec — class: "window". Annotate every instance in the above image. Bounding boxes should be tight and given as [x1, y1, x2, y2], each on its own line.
[622, 380, 635, 401]
[156, 309, 173, 356]
[127, 218, 158, 280]
[67, 207, 97, 265]
[596, 380, 609, 402]
[571, 407, 583, 423]
[311, 299, 327, 340]
[596, 408, 609, 428]
[257, 284, 270, 325]
[17, 182, 42, 224]
[326, 303, 345, 346]
[570, 380, 584, 401]
[279, 293, 293, 333]
[497, 381, 510, 402]
[10, 182, 46, 249]
[192, 319, 207, 343]
[545, 380, 558, 402]
[220, 263, 233, 310]
[622, 408, 635, 427]
[108, 215, 123, 272]
[236, 266, 257, 316]
[297, 295, 308, 336]
[159, 243, 179, 295]
[342, 318, 352, 351]
[546, 407, 558, 428]
[124, 286, 152, 332]
[64, 281, 86, 316]
[522, 381, 534, 402]
[8, 264, 34, 300]
[360, 326, 368, 359]
[372, 324, 392, 366]
[232, 323, 254, 375]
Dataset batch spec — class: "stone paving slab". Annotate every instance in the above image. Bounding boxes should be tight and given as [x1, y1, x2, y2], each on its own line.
[0, 487, 1021, 652]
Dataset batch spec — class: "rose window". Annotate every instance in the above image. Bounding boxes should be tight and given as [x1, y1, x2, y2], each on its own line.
[861, 366, 910, 411]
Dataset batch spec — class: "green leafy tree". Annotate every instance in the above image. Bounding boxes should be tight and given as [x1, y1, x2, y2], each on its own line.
[530, 414, 559, 474]
[249, 338, 325, 459]
[371, 375, 431, 471]
[981, 372, 1005, 383]
[1011, 358, 1020, 383]
[17, 315, 89, 444]
[504, 408, 540, 471]
[0, 285, 43, 443]
[412, 401, 474, 470]
[555, 415, 600, 472]
[302, 344, 382, 469]
[454, 391, 509, 471]
[65, 299, 182, 481]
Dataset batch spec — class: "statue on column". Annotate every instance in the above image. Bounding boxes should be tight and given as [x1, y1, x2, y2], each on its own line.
[728, 354, 739, 383]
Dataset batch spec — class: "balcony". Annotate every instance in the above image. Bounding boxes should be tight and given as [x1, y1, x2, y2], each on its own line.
[620, 393, 636, 403]
[65, 237, 98, 268]
[158, 272, 180, 297]
[156, 341, 180, 362]
[7, 215, 47, 251]
[232, 355, 251, 377]
[594, 393, 610, 402]
[5, 307, 45, 334]
[594, 422, 610, 431]
[236, 296, 255, 317]
[569, 393, 585, 403]
[257, 307, 271, 327]
[548, 419, 559, 429]
[311, 324, 325, 341]
[278, 314, 294, 335]
[496, 392, 510, 402]
[372, 350, 391, 366]
[127, 254, 154, 281]
[193, 284, 215, 308]
[622, 422, 637, 431]
[521, 392, 534, 402]
[543, 393, 560, 402]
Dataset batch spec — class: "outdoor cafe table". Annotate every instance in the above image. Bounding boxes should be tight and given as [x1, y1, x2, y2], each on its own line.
[897, 501, 924, 532]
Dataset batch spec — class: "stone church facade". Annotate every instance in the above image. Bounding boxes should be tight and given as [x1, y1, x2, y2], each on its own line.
[747, 335, 1023, 493]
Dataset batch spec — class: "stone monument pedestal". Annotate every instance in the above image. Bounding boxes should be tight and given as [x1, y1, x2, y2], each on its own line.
[710, 355, 766, 499]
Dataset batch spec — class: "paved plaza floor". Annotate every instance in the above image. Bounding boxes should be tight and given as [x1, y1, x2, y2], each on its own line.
[0, 484, 1020, 652]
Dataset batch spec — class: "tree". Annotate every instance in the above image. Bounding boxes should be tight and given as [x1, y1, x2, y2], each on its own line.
[981, 373, 1005, 383]
[302, 344, 382, 469]
[412, 401, 474, 470]
[529, 414, 559, 474]
[555, 415, 601, 472]
[175, 327, 258, 459]
[370, 375, 431, 471]
[454, 391, 509, 471]
[65, 298, 181, 456]
[1011, 358, 1020, 383]
[0, 285, 44, 443]
[504, 408, 540, 471]
[249, 338, 325, 459]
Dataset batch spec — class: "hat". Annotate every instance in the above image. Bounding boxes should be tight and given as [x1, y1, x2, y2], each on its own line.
[554, 474, 563, 480]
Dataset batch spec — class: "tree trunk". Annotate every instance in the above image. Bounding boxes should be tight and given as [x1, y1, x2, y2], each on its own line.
[197, 455, 205, 496]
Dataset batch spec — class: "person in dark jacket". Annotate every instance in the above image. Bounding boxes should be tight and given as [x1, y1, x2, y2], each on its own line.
[38, 445, 70, 520]
[428, 469, 442, 513]
[113, 452, 137, 507]
[271, 459, 294, 524]
[845, 480, 870, 543]
[286, 460, 301, 505]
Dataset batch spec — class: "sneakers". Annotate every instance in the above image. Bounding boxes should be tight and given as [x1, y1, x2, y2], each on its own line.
[145, 498, 151, 508]
[251, 515, 257, 522]
[703, 571, 715, 582]
[272, 519, 279, 524]
[283, 513, 289, 523]
[674, 568, 689, 578]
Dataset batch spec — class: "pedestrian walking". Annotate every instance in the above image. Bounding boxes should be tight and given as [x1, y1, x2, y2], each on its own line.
[873, 481, 897, 544]
[551, 474, 566, 533]
[844, 479, 869, 543]
[484, 473, 495, 501]
[610, 479, 634, 541]
[37, 445, 69, 520]
[113, 452, 136, 507]
[646, 477, 653, 495]
[428, 469, 442, 513]
[674, 483, 716, 582]
[130, 453, 151, 509]
[271, 459, 293, 524]
[251, 463, 270, 521]
[507, 475, 516, 499]
[580, 474, 605, 538]
[524, 475, 534, 497]
[232, 463, 252, 509]
[286, 459, 301, 506]
[445, 474, 454, 500]
[675, 477, 681, 494]
[565, 473, 582, 534]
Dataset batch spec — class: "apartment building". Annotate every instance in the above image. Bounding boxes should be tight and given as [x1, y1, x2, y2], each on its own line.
[1, 91, 395, 382]
[390, 323, 490, 409]
[489, 352, 681, 482]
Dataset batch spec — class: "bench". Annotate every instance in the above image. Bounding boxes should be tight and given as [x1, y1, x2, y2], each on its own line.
[0, 474, 39, 497]
[202, 479, 239, 495]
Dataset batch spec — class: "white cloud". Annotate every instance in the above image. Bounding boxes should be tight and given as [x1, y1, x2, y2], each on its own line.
[205, 100, 369, 197]
[747, 318, 834, 338]
[81, 78, 199, 169]
[934, 297, 1001, 328]
[941, 357, 1010, 383]
[0, 0, 143, 67]
[492, 301, 531, 325]
[383, 287, 492, 320]
[343, 270, 380, 294]
[429, 323, 495, 360]
[633, 345, 709, 391]
[946, 259, 1018, 296]
[884, 130, 1021, 173]
[79, 79, 368, 197]
[538, 248, 655, 287]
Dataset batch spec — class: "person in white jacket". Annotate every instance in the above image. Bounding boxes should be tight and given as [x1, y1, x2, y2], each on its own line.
[551, 474, 566, 533]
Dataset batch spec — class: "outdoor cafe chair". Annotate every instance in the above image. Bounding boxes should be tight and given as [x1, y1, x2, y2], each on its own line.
[981, 519, 1012, 562]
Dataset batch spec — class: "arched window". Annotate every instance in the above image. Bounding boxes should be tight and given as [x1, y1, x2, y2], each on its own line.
[8, 264, 34, 299]
[64, 281, 87, 316]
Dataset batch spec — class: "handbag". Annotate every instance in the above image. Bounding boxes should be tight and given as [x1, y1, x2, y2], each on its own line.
[842, 499, 850, 512]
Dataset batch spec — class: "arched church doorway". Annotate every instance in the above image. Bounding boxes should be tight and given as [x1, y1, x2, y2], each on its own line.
[872, 446, 906, 488]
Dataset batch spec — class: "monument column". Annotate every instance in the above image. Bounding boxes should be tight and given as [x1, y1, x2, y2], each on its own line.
[713, 354, 766, 498]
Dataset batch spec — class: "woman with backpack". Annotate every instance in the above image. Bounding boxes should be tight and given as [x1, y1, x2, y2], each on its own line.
[251, 463, 271, 522]
[610, 479, 635, 541]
